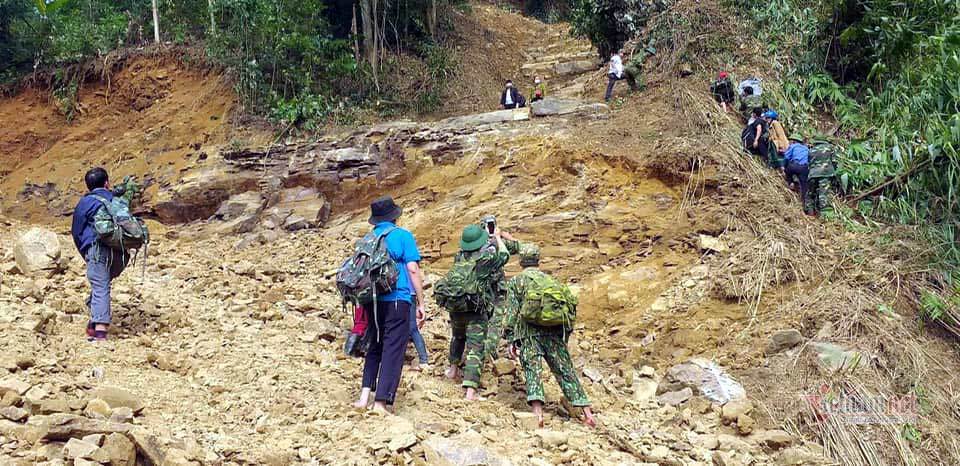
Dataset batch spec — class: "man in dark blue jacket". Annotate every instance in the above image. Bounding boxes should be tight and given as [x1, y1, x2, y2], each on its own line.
[71, 167, 128, 341]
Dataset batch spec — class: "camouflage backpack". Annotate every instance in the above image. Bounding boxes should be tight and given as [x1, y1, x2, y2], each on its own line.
[91, 195, 149, 252]
[434, 256, 487, 313]
[809, 143, 836, 179]
[519, 270, 577, 328]
[336, 227, 399, 306]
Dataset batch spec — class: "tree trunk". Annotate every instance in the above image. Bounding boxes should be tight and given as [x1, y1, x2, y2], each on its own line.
[352, 4, 359, 61]
[151, 0, 160, 44]
[359, 0, 379, 90]
[428, 0, 437, 40]
[208, 0, 216, 34]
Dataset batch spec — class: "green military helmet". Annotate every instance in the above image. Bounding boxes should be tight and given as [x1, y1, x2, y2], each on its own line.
[788, 134, 805, 142]
[519, 243, 540, 267]
[460, 224, 489, 252]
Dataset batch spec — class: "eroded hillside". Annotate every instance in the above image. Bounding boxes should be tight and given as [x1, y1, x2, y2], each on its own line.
[2, 1, 959, 466]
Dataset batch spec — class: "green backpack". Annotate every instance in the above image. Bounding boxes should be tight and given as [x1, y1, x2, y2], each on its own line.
[435, 256, 486, 313]
[336, 227, 399, 305]
[91, 195, 149, 252]
[520, 271, 577, 327]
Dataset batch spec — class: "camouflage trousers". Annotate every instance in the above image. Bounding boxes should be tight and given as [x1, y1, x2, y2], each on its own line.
[518, 333, 590, 407]
[449, 312, 488, 388]
[805, 177, 834, 216]
[483, 298, 508, 362]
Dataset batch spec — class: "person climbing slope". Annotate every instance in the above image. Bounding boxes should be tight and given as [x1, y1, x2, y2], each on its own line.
[344, 196, 426, 413]
[807, 138, 838, 218]
[738, 85, 762, 121]
[435, 224, 511, 401]
[742, 108, 769, 159]
[604, 50, 624, 102]
[531, 77, 546, 103]
[501, 80, 525, 109]
[764, 110, 789, 168]
[504, 244, 596, 428]
[783, 135, 811, 215]
[710, 71, 735, 112]
[71, 168, 146, 342]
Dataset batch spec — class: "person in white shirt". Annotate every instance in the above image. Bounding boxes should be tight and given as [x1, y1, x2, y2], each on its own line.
[604, 50, 624, 102]
[500, 80, 523, 109]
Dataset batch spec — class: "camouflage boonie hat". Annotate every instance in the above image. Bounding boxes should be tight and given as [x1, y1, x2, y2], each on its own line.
[519, 243, 540, 267]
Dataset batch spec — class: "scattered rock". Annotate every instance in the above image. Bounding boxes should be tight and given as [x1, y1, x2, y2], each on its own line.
[755, 430, 793, 450]
[721, 399, 754, 424]
[64, 437, 99, 459]
[664, 359, 745, 404]
[632, 377, 659, 402]
[13, 227, 65, 276]
[778, 446, 821, 465]
[109, 407, 135, 424]
[39, 398, 72, 415]
[38, 414, 132, 441]
[423, 433, 511, 466]
[536, 429, 568, 447]
[492, 359, 516, 376]
[736, 414, 755, 435]
[0, 378, 32, 396]
[83, 399, 111, 419]
[698, 234, 728, 254]
[809, 342, 862, 373]
[90, 432, 137, 466]
[582, 366, 603, 383]
[765, 329, 803, 354]
[87, 386, 144, 413]
[658, 387, 693, 406]
[0, 406, 29, 422]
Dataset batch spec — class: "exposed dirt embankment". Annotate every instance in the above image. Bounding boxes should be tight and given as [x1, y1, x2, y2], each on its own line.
[0, 56, 237, 224]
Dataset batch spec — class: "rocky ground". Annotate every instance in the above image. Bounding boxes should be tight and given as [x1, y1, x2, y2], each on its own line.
[4, 2, 947, 465]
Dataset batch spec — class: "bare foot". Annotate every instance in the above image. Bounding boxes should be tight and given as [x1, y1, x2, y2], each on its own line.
[353, 387, 371, 409]
[582, 407, 597, 428]
[444, 365, 461, 380]
[372, 402, 390, 414]
[465, 388, 479, 401]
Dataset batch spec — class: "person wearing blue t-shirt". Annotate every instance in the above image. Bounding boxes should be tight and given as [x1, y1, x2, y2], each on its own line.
[783, 135, 811, 214]
[354, 196, 426, 413]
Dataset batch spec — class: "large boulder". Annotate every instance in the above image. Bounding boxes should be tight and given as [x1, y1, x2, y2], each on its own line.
[271, 187, 331, 231]
[153, 166, 261, 223]
[13, 227, 65, 276]
[531, 98, 610, 118]
[440, 108, 529, 128]
[553, 60, 598, 76]
[212, 191, 266, 235]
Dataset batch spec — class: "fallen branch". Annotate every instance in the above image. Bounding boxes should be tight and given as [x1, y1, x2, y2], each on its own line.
[847, 158, 933, 205]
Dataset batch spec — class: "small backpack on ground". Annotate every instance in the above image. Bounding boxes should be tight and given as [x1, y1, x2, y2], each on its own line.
[91, 195, 149, 252]
[519, 271, 577, 327]
[336, 227, 399, 306]
[435, 256, 488, 313]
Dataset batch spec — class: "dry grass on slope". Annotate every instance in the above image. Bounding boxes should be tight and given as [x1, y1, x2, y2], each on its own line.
[622, 0, 960, 463]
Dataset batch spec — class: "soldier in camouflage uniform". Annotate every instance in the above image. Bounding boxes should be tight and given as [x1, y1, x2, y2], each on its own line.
[807, 140, 837, 218]
[445, 224, 515, 401]
[480, 215, 521, 363]
[504, 245, 597, 428]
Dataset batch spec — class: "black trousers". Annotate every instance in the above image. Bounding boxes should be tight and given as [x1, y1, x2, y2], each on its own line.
[784, 162, 810, 212]
[361, 300, 411, 404]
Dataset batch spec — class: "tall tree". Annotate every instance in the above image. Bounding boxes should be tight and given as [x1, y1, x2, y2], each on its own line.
[151, 0, 160, 43]
[359, 0, 379, 89]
